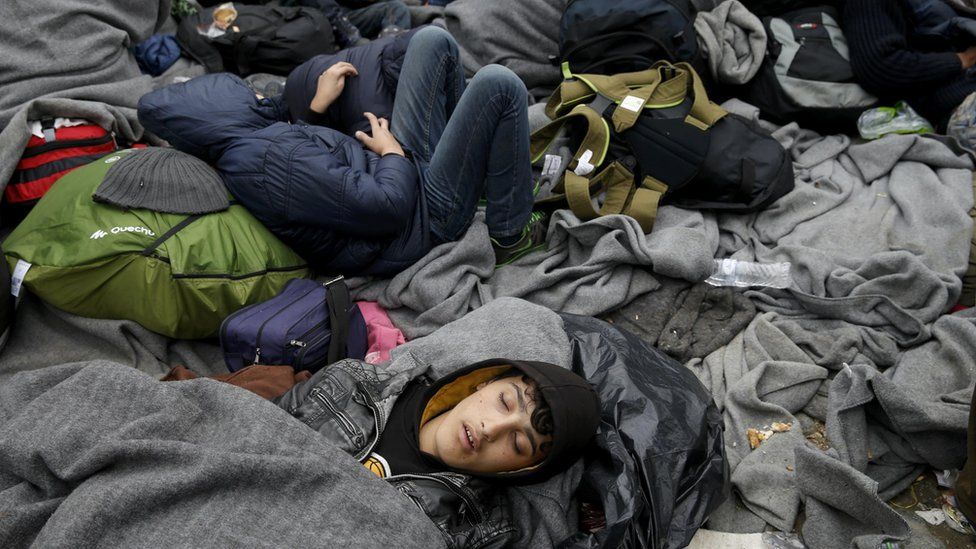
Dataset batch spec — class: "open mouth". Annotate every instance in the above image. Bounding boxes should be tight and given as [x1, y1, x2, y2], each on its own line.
[461, 424, 476, 451]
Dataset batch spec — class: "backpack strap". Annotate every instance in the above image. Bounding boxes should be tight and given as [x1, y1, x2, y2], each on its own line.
[323, 275, 350, 365]
[530, 104, 610, 176]
[673, 62, 728, 130]
[562, 161, 668, 234]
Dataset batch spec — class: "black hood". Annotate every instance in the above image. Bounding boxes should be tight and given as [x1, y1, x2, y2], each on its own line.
[419, 358, 601, 483]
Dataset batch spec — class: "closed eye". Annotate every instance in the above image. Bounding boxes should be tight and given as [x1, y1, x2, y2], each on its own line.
[512, 432, 522, 455]
[498, 392, 509, 411]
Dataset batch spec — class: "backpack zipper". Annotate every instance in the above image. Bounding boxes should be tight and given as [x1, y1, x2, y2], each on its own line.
[294, 328, 333, 370]
[252, 283, 318, 364]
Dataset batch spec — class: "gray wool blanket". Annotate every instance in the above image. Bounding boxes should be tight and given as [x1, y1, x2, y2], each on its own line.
[0, 296, 582, 549]
[689, 308, 976, 548]
[349, 207, 717, 340]
[684, 102, 976, 548]
[0, 0, 169, 195]
[716, 100, 975, 347]
[0, 361, 446, 548]
[444, 0, 567, 98]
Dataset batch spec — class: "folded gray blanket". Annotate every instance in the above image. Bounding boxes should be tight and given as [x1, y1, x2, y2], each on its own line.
[0, 0, 168, 194]
[694, 0, 767, 84]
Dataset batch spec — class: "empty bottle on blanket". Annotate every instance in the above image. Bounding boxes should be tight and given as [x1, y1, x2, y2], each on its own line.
[706, 259, 792, 289]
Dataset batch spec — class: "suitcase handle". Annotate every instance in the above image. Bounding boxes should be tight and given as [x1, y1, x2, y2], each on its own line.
[323, 275, 350, 365]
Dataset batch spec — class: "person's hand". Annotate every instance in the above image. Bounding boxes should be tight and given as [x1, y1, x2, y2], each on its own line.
[959, 46, 976, 70]
[310, 61, 358, 113]
[355, 112, 404, 157]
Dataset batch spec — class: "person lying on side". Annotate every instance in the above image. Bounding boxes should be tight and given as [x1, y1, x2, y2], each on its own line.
[138, 27, 547, 277]
[273, 357, 600, 548]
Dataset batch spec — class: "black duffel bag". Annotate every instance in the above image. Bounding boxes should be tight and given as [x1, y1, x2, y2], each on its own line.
[176, 4, 337, 76]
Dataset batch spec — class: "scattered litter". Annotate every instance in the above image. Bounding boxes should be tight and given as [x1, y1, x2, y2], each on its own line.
[942, 495, 975, 534]
[771, 422, 792, 432]
[761, 531, 805, 549]
[748, 428, 772, 449]
[914, 508, 945, 526]
[805, 421, 830, 451]
[786, 465, 794, 472]
[935, 469, 958, 489]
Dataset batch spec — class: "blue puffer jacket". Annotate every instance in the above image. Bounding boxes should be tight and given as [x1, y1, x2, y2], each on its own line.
[285, 29, 417, 135]
[138, 38, 430, 276]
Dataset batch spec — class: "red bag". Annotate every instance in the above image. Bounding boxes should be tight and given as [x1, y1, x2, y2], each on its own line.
[3, 119, 117, 224]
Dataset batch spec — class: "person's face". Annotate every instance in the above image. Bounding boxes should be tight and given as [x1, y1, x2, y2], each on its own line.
[423, 376, 552, 473]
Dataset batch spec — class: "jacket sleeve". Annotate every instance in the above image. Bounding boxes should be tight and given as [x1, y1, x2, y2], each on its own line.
[844, 0, 964, 95]
[285, 139, 420, 237]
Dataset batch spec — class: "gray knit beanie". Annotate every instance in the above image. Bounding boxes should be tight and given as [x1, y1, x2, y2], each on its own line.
[93, 147, 230, 214]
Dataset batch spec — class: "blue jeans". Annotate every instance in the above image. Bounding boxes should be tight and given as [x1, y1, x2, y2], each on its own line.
[346, 0, 411, 38]
[390, 27, 534, 244]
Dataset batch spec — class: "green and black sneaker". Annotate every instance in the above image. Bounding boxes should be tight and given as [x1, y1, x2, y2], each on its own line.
[491, 211, 549, 267]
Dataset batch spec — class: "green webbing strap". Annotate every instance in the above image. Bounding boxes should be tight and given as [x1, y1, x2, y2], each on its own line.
[562, 163, 668, 234]
[530, 104, 610, 170]
[674, 61, 728, 130]
[563, 162, 632, 221]
[623, 175, 669, 234]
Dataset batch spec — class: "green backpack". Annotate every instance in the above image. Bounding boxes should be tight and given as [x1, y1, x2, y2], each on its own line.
[4, 149, 310, 339]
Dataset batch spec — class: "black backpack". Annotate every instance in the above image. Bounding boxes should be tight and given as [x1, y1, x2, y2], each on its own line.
[739, 0, 845, 17]
[176, 5, 337, 76]
[559, 0, 704, 76]
[741, 5, 876, 131]
[531, 62, 795, 233]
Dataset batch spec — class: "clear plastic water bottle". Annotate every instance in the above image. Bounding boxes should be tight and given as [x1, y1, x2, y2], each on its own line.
[705, 259, 792, 289]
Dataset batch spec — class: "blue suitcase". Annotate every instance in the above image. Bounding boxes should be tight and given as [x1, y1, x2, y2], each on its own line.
[219, 276, 368, 373]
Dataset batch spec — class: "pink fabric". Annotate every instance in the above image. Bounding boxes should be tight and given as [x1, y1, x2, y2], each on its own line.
[356, 301, 406, 364]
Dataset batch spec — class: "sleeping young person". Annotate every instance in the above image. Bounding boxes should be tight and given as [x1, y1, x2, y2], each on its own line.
[273, 358, 601, 547]
[138, 27, 547, 277]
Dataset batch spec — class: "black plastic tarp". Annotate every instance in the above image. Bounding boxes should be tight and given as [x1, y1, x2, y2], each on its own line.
[558, 313, 728, 549]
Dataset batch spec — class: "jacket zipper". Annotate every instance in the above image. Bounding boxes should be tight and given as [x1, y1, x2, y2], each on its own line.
[384, 473, 486, 523]
[353, 384, 383, 461]
[311, 389, 362, 445]
[252, 284, 318, 363]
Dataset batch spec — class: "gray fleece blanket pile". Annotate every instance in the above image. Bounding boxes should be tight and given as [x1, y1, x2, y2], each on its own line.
[0, 0, 168, 193]
[683, 102, 976, 547]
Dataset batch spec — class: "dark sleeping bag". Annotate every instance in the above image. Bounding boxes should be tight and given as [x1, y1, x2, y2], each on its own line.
[559, 313, 727, 549]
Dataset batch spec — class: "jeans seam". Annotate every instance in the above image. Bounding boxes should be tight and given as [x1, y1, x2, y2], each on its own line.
[424, 52, 452, 159]
[441, 91, 519, 238]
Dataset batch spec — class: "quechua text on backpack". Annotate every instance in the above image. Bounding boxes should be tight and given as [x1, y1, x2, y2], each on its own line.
[3, 149, 310, 339]
[531, 61, 795, 233]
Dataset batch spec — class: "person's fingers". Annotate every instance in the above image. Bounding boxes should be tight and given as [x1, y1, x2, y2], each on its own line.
[364, 112, 380, 132]
[355, 130, 371, 145]
[378, 117, 389, 130]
